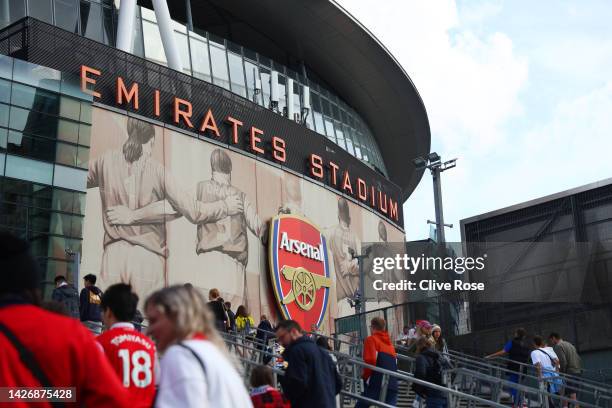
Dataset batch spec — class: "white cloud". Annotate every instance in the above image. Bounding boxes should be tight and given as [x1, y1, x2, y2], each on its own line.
[337, 0, 529, 239]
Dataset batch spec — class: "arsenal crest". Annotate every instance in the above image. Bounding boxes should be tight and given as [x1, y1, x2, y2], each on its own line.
[269, 215, 331, 330]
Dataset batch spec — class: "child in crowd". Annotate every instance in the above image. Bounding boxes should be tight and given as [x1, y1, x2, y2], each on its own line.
[249, 365, 291, 408]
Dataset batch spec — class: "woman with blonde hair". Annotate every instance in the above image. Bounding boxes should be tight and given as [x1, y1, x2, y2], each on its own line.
[145, 285, 252, 407]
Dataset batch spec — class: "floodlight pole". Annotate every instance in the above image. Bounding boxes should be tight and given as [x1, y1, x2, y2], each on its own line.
[414, 154, 456, 249]
[431, 165, 446, 245]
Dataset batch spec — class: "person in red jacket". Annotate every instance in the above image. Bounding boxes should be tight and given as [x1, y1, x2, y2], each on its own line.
[355, 317, 399, 407]
[97, 283, 156, 408]
[0, 231, 130, 407]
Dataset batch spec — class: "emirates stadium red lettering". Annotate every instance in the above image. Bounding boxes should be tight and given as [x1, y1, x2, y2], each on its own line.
[81, 65, 399, 222]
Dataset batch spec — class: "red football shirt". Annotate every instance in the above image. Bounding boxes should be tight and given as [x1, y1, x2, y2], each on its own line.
[97, 323, 156, 408]
[0, 303, 130, 407]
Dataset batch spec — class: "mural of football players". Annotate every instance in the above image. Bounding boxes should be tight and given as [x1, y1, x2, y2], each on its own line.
[278, 174, 304, 216]
[88, 118, 242, 304]
[194, 148, 267, 307]
[327, 198, 361, 302]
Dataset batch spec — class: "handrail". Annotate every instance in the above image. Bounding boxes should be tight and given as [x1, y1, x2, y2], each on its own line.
[447, 349, 612, 392]
[221, 329, 612, 407]
[450, 367, 605, 408]
[222, 331, 508, 407]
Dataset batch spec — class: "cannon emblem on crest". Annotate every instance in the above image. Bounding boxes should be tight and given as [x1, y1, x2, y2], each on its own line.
[281, 266, 332, 311]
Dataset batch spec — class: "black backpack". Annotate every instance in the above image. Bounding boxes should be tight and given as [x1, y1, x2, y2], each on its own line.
[413, 351, 447, 396]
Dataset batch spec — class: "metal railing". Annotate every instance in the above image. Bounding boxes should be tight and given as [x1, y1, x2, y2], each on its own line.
[221, 328, 508, 407]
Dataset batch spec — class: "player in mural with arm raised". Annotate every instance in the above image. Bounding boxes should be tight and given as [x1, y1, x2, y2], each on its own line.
[193, 148, 267, 305]
[87, 117, 242, 303]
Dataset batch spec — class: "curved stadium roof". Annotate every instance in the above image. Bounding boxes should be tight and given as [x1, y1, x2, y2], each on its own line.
[168, 0, 431, 201]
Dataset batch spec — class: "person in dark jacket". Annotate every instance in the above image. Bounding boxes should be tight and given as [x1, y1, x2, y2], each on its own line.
[414, 336, 447, 408]
[355, 317, 398, 408]
[52, 275, 79, 318]
[256, 314, 274, 363]
[486, 328, 531, 405]
[275, 319, 341, 408]
[79, 274, 103, 334]
[206, 288, 228, 332]
[225, 301, 236, 332]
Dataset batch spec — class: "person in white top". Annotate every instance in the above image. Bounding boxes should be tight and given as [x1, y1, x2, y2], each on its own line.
[396, 325, 417, 346]
[145, 285, 253, 408]
[530, 335, 561, 396]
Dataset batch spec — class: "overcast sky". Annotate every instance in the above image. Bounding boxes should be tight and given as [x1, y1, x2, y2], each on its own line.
[336, 0, 612, 241]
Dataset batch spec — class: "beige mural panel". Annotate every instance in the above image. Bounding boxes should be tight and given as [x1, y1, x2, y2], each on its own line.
[82, 107, 406, 330]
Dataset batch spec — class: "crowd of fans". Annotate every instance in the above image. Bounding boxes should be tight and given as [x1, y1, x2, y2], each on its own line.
[0, 232, 342, 408]
[0, 232, 585, 408]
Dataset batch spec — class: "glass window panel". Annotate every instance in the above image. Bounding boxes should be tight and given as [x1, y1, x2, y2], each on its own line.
[303, 90, 314, 130]
[0, 127, 6, 150]
[321, 98, 331, 116]
[28, 0, 52, 23]
[78, 123, 91, 146]
[243, 48, 256, 61]
[324, 118, 336, 142]
[292, 82, 301, 121]
[53, 164, 87, 192]
[9, 107, 59, 139]
[313, 112, 324, 135]
[0, 152, 4, 175]
[0, 79, 10, 103]
[0, 1, 26, 30]
[189, 33, 211, 82]
[52, 188, 74, 213]
[80, 0, 102, 42]
[334, 122, 346, 149]
[59, 97, 80, 121]
[227, 41, 241, 54]
[80, 102, 92, 124]
[102, 5, 115, 46]
[0, 104, 8, 128]
[345, 129, 355, 156]
[49, 235, 82, 258]
[50, 212, 74, 237]
[355, 145, 362, 160]
[13, 59, 60, 93]
[76, 146, 89, 169]
[7, 131, 55, 162]
[74, 192, 85, 214]
[210, 43, 230, 90]
[0, 54, 12, 79]
[244, 60, 261, 105]
[11, 83, 59, 115]
[142, 20, 166, 65]
[331, 103, 341, 121]
[208, 32, 224, 46]
[277, 74, 287, 116]
[57, 119, 79, 144]
[56, 142, 77, 166]
[174, 31, 191, 74]
[228, 51, 246, 97]
[258, 55, 271, 67]
[54, 0, 79, 33]
[30, 209, 52, 234]
[5, 154, 53, 185]
[260, 67, 271, 108]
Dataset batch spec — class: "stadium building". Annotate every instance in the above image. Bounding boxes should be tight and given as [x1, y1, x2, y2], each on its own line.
[458, 178, 612, 376]
[0, 0, 429, 330]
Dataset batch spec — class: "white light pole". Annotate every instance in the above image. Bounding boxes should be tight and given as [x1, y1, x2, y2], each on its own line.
[414, 153, 457, 246]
